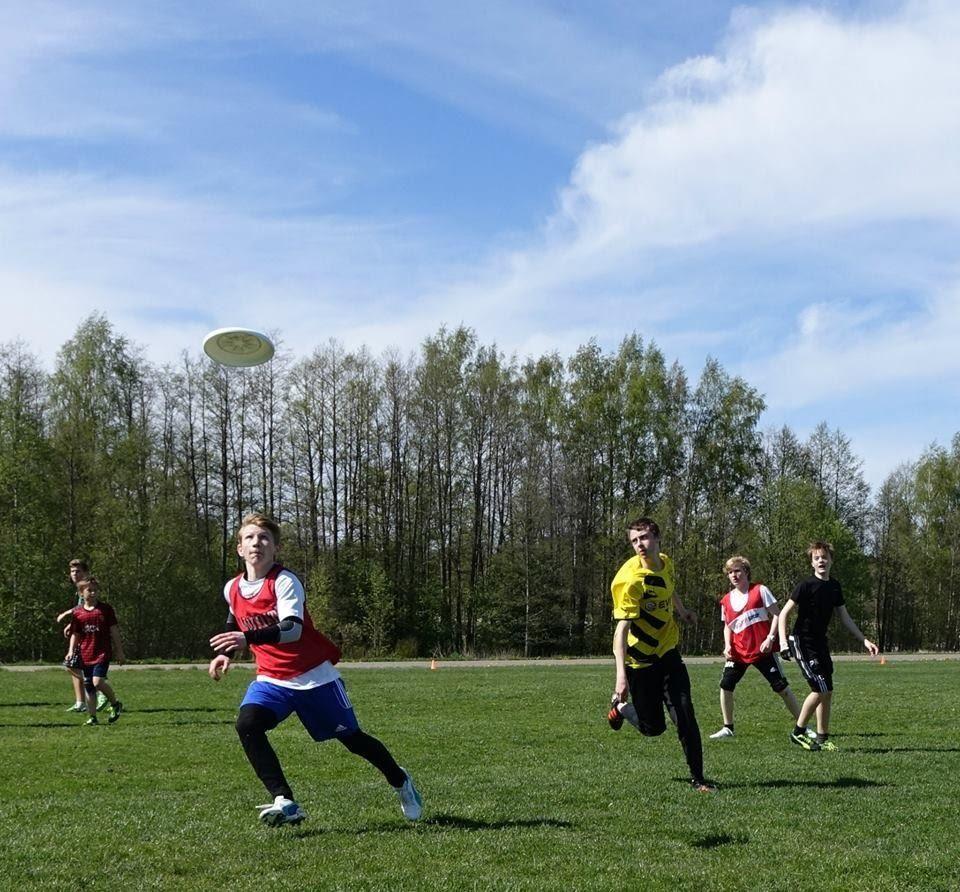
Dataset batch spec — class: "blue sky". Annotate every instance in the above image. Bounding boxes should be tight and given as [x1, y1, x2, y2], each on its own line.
[2, 0, 958, 488]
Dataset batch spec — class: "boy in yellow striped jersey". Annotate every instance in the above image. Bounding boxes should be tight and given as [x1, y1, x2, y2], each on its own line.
[608, 517, 715, 792]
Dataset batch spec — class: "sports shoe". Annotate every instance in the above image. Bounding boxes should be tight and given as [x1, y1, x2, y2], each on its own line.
[257, 796, 306, 827]
[66, 702, 86, 712]
[607, 694, 624, 730]
[709, 726, 735, 740]
[818, 738, 839, 752]
[790, 730, 820, 751]
[805, 727, 817, 739]
[97, 691, 109, 711]
[691, 779, 718, 793]
[107, 701, 123, 724]
[84, 716, 99, 726]
[396, 769, 423, 821]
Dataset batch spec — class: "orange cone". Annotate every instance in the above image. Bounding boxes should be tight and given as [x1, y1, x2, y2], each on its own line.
[430, 659, 437, 670]
[880, 655, 887, 665]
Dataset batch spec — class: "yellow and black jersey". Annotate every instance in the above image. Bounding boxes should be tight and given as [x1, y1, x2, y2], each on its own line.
[611, 553, 679, 669]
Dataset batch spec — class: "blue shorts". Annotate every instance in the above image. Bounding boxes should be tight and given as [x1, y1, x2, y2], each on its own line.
[82, 662, 110, 682]
[240, 678, 360, 742]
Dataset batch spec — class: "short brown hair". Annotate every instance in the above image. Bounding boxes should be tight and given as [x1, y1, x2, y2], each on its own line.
[236, 513, 281, 546]
[627, 517, 660, 539]
[77, 577, 99, 592]
[69, 559, 90, 573]
[807, 540, 834, 558]
[723, 555, 751, 578]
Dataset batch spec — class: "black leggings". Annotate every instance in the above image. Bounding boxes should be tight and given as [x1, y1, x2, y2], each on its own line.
[235, 704, 406, 799]
[626, 649, 705, 784]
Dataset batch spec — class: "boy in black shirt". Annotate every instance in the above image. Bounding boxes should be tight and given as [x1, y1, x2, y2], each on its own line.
[777, 540, 878, 751]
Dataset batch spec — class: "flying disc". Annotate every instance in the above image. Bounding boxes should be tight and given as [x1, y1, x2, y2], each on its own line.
[203, 327, 275, 367]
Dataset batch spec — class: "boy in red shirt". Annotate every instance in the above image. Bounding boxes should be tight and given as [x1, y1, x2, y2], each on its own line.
[208, 513, 422, 827]
[709, 556, 807, 740]
[65, 577, 124, 725]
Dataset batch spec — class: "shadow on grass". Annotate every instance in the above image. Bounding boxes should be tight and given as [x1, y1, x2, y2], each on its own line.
[847, 746, 960, 754]
[0, 718, 235, 728]
[280, 814, 575, 840]
[0, 701, 72, 708]
[424, 814, 574, 831]
[690, 832, 749, 849]
[755, 777, 887, 790]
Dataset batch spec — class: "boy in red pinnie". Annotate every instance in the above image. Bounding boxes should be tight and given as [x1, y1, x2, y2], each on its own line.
[209, 513, 422, 827]
[708, 556, 805, 740]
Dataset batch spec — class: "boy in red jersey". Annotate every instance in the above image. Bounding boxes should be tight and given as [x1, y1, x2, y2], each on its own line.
[208, 513, 422, 827]
[708, 556, 807, 740]
[65, 577, 124, 725]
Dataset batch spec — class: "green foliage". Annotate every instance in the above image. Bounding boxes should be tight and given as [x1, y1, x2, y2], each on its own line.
[3, 316, 957, 659]
[1, 662, 958, 891]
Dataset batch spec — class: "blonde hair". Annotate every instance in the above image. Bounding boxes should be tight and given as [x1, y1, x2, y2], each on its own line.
[723, 555, 751, 578]
[236, 513, 281, 546]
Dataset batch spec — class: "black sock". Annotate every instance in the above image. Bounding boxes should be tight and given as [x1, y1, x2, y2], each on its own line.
[236, 705, 293, 800]
[340, 730, 406, 788]
[793, 725, 805, 736]
[724, 723, 734, 731]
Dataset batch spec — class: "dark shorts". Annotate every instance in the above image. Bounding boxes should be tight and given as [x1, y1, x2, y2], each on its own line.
[720, 654, 789, 693]
[789, 635, 833, 692]
[625, 648, 694, 737]
[240, 678, 360, 742]
[82, 662, 110, 682]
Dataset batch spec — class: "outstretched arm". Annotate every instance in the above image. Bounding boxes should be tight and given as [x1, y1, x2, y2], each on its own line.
[836, 605, 879, 656]
[110, 626, 125, 664]
[778, 599, 796, 653]
[673, 592, 697, 625]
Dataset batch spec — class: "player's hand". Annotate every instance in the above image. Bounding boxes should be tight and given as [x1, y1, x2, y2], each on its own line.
[759, 636, 774, 654]
[677, 607, 698, 625]
[779, 646, 792, 661]
[210, 630, 245, 653]
[209, 654, 231, 681]
[864, 638, 879, 657]
[722, 645, 733, 659]
[614, 675, 628, 704]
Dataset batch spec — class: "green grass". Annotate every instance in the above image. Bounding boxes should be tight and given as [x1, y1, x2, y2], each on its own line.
[1, 661, 958, 891]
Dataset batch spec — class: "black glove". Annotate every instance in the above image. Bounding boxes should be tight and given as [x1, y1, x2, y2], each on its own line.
[779, 647, 792, 662]
[63, 651, 83, 669]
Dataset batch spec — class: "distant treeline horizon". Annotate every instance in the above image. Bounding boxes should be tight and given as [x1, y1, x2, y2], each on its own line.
[2, 313, 957, 661]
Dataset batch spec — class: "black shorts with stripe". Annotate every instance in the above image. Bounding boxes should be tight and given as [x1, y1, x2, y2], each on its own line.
[789, 635, 833, 692]
[719, 654, 788, 693]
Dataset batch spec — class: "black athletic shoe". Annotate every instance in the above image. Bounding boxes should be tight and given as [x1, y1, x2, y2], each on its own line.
[607, 694, 624, 731]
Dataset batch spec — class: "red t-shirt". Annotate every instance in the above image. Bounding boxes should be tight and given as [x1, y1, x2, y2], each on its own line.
[719, 583, 776, 663]
[69, 602, 117, 665]
[227, 564, 340, 680]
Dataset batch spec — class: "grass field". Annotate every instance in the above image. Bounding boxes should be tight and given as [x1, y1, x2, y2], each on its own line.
[1, 660, 958, 891]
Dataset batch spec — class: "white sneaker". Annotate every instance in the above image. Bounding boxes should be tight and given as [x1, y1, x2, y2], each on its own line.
[396, 769, 422, 821]
[257, 796, 306, 826]
[620, 702, 641, 731]
[709, 726, 735, 739]
[806, 727, 817, 739]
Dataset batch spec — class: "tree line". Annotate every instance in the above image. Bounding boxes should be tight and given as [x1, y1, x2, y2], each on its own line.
[1, 314, 957, 661]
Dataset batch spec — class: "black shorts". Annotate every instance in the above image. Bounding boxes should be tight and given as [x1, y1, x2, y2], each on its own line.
[625, 648, 693, 737]
[789, 635, 833, 692]
[719, 654, 788, 693]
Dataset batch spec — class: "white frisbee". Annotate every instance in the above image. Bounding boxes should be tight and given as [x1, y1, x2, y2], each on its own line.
[203, 327, 275, 367]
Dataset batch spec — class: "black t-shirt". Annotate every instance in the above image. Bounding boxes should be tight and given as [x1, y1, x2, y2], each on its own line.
[789, 576, 844, 640]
